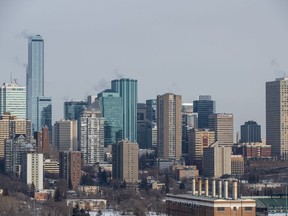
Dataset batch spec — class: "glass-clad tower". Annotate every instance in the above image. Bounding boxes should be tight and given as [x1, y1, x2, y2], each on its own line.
[98, 90, 123, 145]
[0, 82, 26, 119]
[111, 78, 137, 142]
[26, 35, 45, 131]
[193, 95, 215, 129]
[64, 100, 88, 121]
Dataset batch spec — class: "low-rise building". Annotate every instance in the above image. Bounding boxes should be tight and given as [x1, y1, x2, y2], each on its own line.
[66, 199, 107, 211]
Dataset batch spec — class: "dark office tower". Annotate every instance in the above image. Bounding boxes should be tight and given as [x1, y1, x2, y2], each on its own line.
[34, 126, 50, 155]
[137, 103, 147, 149]
[98, 90, 123, 145]
[146, 99, 157, 122]
[193, 95, 215, 129]
[182, 103, 198, 155]
[111, 78, 137, 142]
[240, 121, 262, 143]
[157, 93, 182, 160]
[59, 151, 82, 190]
[64, 100, 88, 121]
[266, 77, 288, 158]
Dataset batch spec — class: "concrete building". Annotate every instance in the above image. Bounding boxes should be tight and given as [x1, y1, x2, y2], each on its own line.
[0, 81, 26, 119]
[166, 179, 256, 216]
[157, 93, 182, 160]
[0, 113, 32, 159]
[232, 142, 271, 159]
[203, 143, 231, 178]
[54, 119, 78, 151]
[266, 77, 288, 158]
[112, 140, 139, 183]
[240, 121, 262, 143]
[59, 151, 82, 189]
[209, 113, 234, 147]
[34, 126, 50, 155]
[111, 78, 137, 142]
[231, 155, 244, 176]
[22, 152, 43, 191]
[43, 159, 59, 175]
[193, 95, 215, 129]
[80, 100, 105, 165]
[188, 128, 215, 173]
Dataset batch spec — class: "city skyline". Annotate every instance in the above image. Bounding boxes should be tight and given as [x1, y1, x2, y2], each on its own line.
[1, 0, 288, 138]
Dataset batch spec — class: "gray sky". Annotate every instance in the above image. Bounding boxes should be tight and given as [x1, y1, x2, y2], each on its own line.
[1, 0, 288, 139]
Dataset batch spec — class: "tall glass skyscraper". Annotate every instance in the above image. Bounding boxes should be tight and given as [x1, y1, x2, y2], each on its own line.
[193, 95, 215, 129]
[240, 121, 261, 143]
[26, 35, 52, 132]
[64, 100, 88, 121]
[111, 78, 137, 142]
[37, 96, 52, 133]
[98, 90, 123, 145]
[0, 82, 26, 119]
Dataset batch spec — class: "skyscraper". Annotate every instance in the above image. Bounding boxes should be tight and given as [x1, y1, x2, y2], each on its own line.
[64, 100, 88, 121]
[54, 119, 78, 151]
[146, 99, 157, 122]
[0, 81, 26, 119]
[111, 78, 137, 142]
[137, 103, 147, 149]
[266, 77, 288, 158]
[208, 113, 234, 147]
[80, 100, 105, 165]
[112, 140, 139, 183]
[26, 35, 52, 132]
[240, 121, 261, 143]
[193, 95, 215, 129]
[97, 90, 123, 145]
[157, 93, 182, 160]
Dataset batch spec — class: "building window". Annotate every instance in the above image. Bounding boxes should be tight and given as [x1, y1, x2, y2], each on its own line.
[217, 207, 225, 211]
[245, 207, 252, 211]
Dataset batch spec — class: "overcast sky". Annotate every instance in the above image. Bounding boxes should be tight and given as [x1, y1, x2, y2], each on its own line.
[1, 0, 288, 139]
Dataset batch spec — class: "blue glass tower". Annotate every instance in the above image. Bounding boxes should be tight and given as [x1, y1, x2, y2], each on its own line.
[98, 90, 123, 145]
[64, 100, 88, 120]
[111, 78, 137, 142]
[26, 35, 52, 132]
[37, 96, 52, 133]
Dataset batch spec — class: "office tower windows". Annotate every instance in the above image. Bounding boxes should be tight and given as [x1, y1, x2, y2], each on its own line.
[111, 78, 137, 142]
[97, 90, 123, 145]
[193, 95, 215, 129]
[266, 77, 288, 158]
[240, 121, 262, 143]
[64, 100, 88, 121]
[208, 113, 234, 147]
[0, 82, 26, 119]
[137, 103, 147, 149]
[146, 99, 157, 122]
[157, 93, 182, 160]
[54, 120, 78, 151]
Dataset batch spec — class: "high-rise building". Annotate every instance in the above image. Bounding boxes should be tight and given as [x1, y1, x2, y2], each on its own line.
[22, 152, 44, 191]
[0, 81, 26, 119]
[157, 93, 182, 160]
[112, 140, 139, 183]
[188, 129, 215, 173]
[266, 78, 288, 158]
[54, 119, 78, 151]
[111, 78, 137, 142]
[0, 113, 32, 159]
[203, 142, 231, 178]
[80, 100, 105, 165]
[240, 121, 261, 143]
[193, 95, 215, 129]
[208, 113, 234, 147]
[34, 126, 50, 155]
[97, 90, 123, 145]
[64, 100, 88, 121]
[26, 35, 52, 133]
[5, 134, 35, 176]
[137, 103, 147, 149]
[182, 103, 198, 155]
[59, 151, 82, 190]
[146, 99, 157, 122]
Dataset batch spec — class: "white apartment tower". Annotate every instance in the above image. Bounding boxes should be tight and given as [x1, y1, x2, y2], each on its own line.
[80, 100, 105, 165]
